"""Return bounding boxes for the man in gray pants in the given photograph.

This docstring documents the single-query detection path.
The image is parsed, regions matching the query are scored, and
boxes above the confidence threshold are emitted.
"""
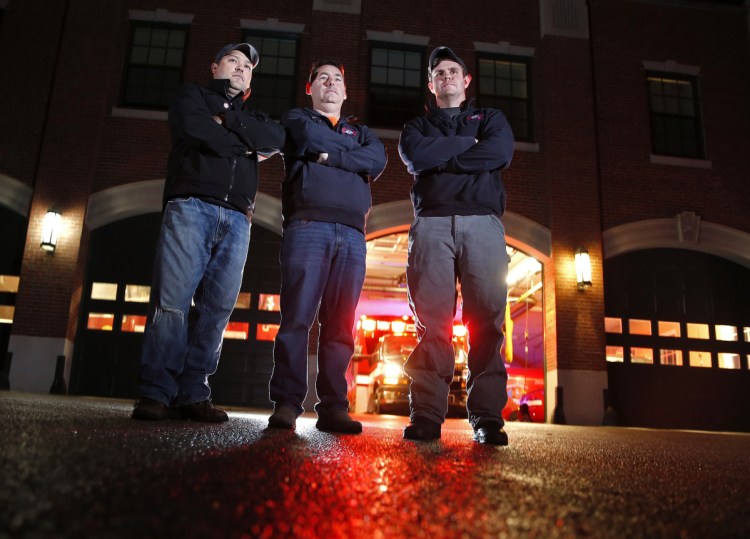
[397,46,514,444]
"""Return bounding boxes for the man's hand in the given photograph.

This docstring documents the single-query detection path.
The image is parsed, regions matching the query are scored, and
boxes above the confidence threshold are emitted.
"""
[317,153,329,164]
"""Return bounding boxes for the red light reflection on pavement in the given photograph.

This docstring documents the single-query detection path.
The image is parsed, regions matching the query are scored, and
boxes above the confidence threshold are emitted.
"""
[185,417,506,538]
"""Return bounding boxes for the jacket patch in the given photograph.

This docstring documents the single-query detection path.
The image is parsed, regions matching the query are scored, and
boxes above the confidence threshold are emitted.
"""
[468,113,483,122]
[341,126,359,137]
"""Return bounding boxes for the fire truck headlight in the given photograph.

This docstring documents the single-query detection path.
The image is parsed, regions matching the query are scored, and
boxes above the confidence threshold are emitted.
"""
[383,361,403,384]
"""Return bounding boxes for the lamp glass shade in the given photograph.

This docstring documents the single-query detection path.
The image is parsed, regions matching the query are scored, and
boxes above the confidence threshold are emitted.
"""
[575,248,592,288]
[41,210,62,252]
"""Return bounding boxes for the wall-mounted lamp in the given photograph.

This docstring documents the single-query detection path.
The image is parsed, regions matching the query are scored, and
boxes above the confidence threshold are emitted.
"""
[575,247,592,290]
[41,209,62,253]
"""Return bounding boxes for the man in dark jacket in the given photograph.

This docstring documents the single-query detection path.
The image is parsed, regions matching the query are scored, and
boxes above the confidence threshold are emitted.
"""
[133,43,285,422]
[398,46,514,445]
[268,60,386,433]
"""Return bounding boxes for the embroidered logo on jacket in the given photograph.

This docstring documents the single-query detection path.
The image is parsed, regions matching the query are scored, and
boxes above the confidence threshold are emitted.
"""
[341,126,359,137]
[468,113,484,122]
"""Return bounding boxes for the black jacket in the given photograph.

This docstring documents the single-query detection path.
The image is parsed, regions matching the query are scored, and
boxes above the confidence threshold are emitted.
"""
[164,79,286,214]
[398,101,514,218]
[280,108,387,232]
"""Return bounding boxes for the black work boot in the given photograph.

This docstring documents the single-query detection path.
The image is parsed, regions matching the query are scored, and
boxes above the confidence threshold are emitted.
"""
[473,422,509,446]
[403,417,441,441]
[316,409,362,434]
[179,400,229,423]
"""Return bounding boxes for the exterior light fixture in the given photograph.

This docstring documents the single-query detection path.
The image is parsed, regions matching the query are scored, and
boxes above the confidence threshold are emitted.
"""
[41,209,62,253]
[575,247,592,290]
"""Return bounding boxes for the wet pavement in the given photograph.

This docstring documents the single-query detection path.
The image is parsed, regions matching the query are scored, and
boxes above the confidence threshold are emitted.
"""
[1,391,749,538]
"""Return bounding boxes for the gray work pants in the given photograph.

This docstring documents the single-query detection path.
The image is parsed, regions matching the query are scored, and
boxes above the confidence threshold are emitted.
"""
[405,214,509,428]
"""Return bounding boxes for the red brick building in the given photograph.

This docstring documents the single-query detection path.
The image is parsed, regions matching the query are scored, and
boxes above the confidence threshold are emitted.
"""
[1,0,748,430]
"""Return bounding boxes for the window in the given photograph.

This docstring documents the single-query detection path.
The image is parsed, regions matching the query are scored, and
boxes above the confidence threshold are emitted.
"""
[125,285,150,303]
[0,275,19,324]
[689,350,711,368]
[224,322,250,340]
[258,293,280,312]
[91,282,117,301]
[604,317,622,333]
[122,22,188,109]
[235,292,252,309]
[687,323,709,339]
[660,349,683,366]
[658,321,680,337]
[630,347,653,365]
[368,43,424,128]
[257,323,280,341]
[629,319,652,336]
[606,345,624,362]
[478,55,532,141]
[243,32,298,119]
[647,72,704,159]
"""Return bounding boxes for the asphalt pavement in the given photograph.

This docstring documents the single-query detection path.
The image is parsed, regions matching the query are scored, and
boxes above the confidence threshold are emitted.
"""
[1,391,749,538]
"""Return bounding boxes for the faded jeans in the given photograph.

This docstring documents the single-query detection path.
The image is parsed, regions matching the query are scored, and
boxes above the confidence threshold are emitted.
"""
[138,197,250,406]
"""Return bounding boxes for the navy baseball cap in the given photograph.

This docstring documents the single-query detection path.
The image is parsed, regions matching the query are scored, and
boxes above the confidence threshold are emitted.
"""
[214,43,260,69]
[428,46,468,76]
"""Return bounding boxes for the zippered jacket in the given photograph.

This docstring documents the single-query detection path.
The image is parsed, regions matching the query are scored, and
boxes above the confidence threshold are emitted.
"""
[164,79,286,214]
[280,108,387,232]
[398,101,514,218]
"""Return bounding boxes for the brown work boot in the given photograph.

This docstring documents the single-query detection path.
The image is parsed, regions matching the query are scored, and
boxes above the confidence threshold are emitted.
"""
[131,397,171,421]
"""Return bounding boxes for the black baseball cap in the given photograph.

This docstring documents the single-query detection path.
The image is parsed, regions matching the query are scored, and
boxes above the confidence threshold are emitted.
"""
[428,46,468,76]
[214,43,260,69]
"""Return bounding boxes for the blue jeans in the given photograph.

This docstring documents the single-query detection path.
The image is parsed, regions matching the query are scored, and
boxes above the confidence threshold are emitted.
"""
[406,215,509,428]
[269,221,366,414]
[138,197,250,406]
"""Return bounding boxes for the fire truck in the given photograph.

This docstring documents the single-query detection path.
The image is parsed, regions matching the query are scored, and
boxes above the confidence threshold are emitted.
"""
[348,314,545,421]
[350,315,468,417]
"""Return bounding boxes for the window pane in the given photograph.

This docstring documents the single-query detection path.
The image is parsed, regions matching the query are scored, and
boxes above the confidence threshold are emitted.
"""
[91,282,117,300]
[660,349,683,366]
[689,350,711,368]
[124,285,150,303]
[717,353,740,370]
[630,347,653,364]
[0,275,20,293]
[715,325,737,341]
[235,292,251,309]
[657,321,680,337]
[224,322,249,340]
[629,319,652,336]
[606,345,624,362]
[744,327,750,342]
[687,323,709,339]
[604,317,622,333]
[257,323,280,341]
[259,293,280,312]
[87,313,114,331]
[0,305,14,324]
[122,315,147,333]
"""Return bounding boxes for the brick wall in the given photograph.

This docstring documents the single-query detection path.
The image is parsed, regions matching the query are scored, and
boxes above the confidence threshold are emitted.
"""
[1,0,747,374]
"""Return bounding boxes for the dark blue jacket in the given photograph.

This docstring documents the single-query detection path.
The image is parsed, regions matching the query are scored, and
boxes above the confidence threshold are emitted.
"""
[280,108,386,232]
[165,79,286,214]
[398,101,514,218]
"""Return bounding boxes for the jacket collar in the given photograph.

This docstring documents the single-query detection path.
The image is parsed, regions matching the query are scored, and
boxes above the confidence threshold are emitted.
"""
[426,97,476,119]
[207,78,244,102]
